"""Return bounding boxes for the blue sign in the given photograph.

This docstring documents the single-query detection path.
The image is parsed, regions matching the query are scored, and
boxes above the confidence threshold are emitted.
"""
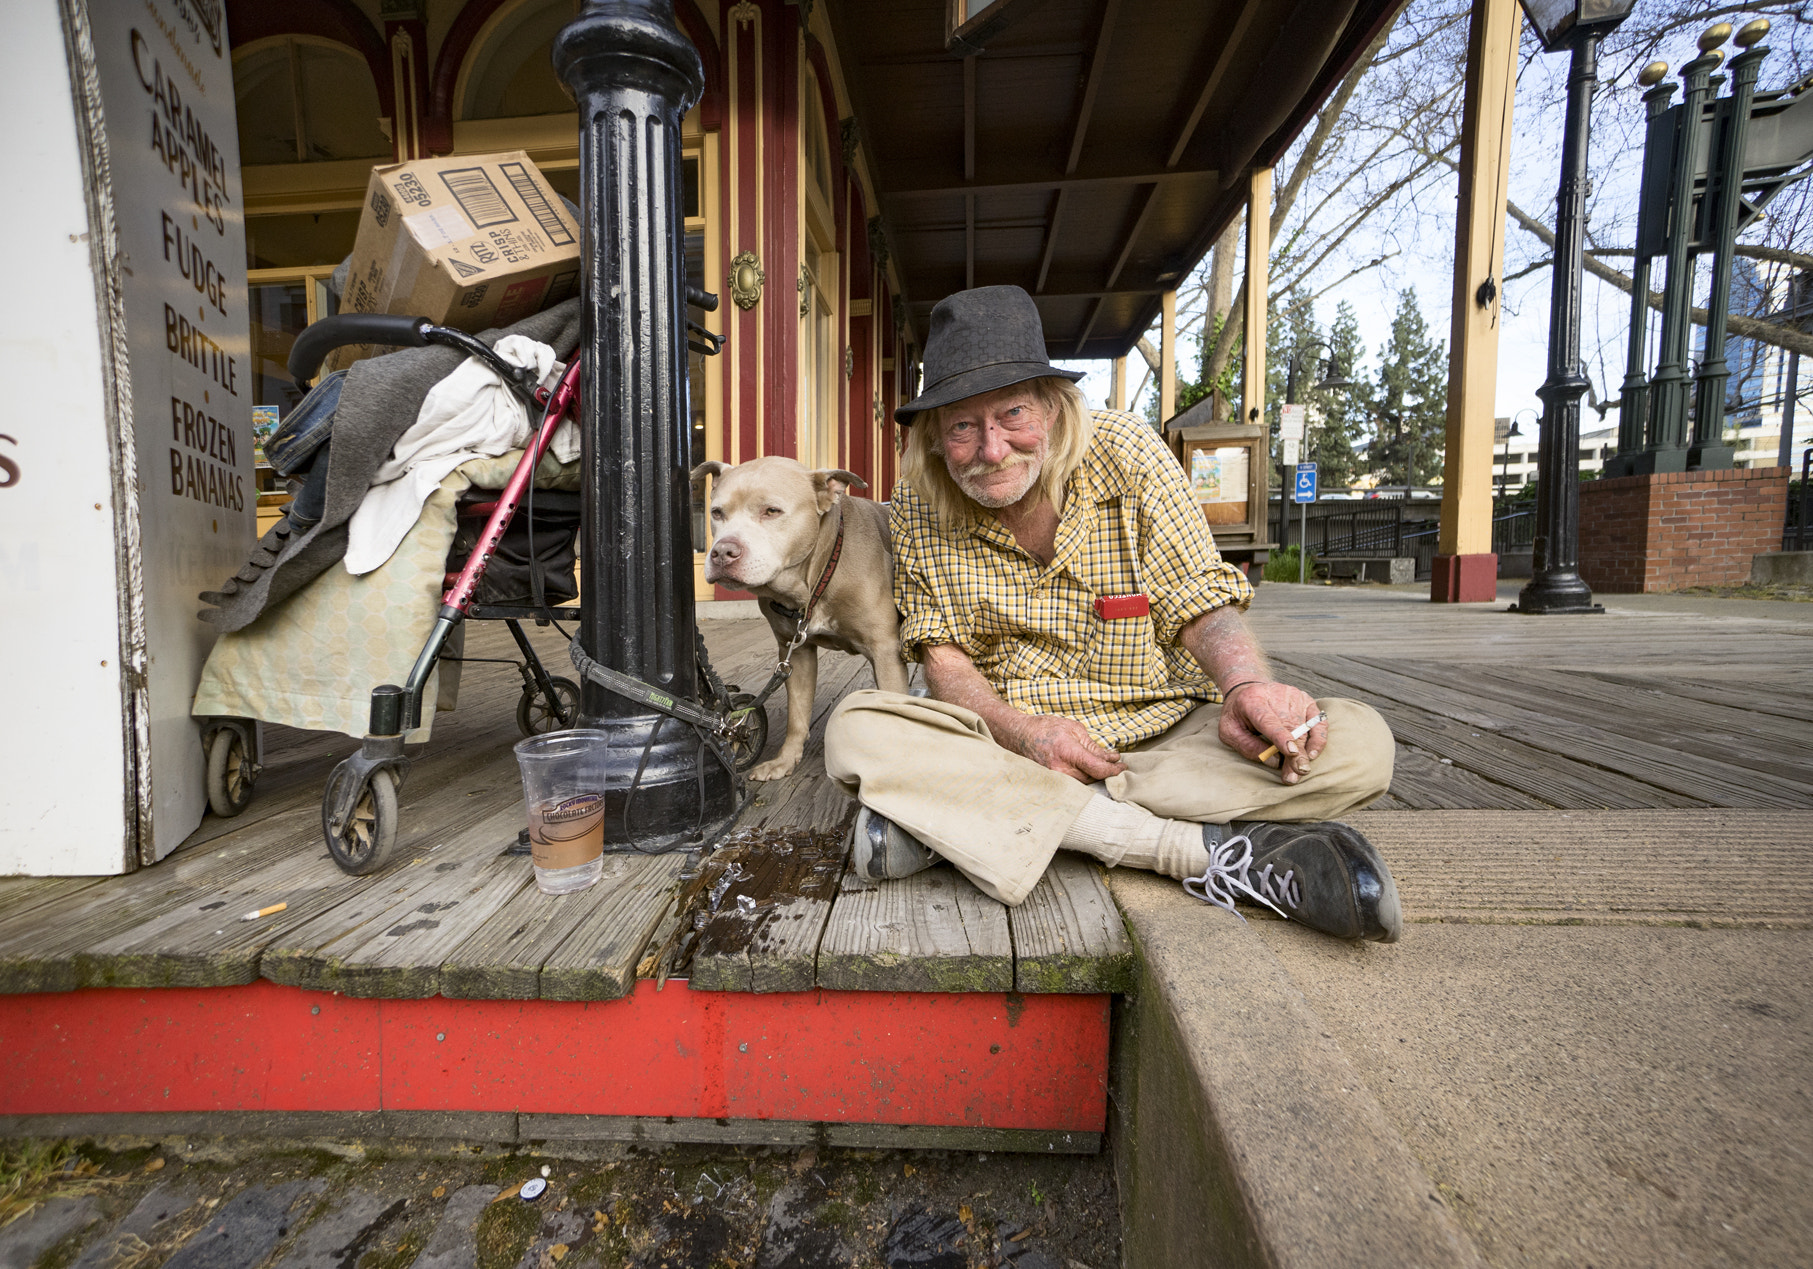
[1293,463,1318,504]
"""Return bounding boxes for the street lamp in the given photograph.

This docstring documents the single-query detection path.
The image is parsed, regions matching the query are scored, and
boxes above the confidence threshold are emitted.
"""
[1510,0,1634,615]
[1497,416,1528,499]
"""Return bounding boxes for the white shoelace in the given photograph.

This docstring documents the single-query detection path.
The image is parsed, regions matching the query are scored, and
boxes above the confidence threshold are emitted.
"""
[1182,832,1297,922]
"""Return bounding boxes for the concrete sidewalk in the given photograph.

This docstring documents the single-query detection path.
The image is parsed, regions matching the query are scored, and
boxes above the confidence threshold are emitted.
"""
[1109,585,1813,1268]
[1111,813,1812,1268]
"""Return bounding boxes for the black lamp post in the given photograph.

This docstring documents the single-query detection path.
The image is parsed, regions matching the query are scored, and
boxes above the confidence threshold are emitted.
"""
[1493,416,1522,496]
[554,0,735,848]
[1511,0,1634,615]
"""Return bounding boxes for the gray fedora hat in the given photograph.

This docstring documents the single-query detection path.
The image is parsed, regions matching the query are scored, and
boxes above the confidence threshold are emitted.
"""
[894,285,1084,425]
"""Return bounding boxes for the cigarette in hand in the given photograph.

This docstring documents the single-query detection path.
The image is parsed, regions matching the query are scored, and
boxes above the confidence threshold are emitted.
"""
[1256,712,1327,765]
[239,902,288,921]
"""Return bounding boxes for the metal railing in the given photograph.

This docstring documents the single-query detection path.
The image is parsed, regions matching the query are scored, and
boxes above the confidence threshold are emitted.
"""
[1492,507,1536,555]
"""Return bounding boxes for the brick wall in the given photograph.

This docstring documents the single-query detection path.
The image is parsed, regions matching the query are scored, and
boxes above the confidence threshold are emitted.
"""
[1579,467,1789,592]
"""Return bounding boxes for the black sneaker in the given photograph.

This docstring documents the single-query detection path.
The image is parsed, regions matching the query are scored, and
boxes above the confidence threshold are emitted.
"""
[1182,820,1401,943]
[850,806,941,882]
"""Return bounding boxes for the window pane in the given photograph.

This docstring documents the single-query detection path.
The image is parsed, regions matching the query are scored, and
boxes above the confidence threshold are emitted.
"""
[683,156,700,221]
[461,0,577,120]
[244,210,360,271]
[294,43,390,160]
[249,282,310,414]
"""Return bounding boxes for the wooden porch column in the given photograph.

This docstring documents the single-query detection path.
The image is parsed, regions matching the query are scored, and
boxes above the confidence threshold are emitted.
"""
[1111,355,1128,410]
[1433,0,1520,602]
[1159,288,1178,421]
[1242,170,1271,428]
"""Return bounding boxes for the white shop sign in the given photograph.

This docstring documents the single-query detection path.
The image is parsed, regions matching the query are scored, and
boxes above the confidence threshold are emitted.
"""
[0,0,251,874]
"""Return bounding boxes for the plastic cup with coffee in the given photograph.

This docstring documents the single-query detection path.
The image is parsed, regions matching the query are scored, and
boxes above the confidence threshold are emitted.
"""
[513,729,610,895]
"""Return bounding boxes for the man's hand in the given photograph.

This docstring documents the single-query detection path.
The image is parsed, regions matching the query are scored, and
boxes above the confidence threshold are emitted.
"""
[1217,681,1325,784]
[922,642,1124,783]
[1001,713,1127,783]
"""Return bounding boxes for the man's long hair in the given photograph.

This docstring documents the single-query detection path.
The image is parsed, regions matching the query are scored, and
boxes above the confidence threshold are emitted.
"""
[901,376,1095,532]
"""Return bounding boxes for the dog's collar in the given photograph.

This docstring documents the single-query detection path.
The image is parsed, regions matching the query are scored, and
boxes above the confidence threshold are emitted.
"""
[773,502,847,641]
[803,502,846,627]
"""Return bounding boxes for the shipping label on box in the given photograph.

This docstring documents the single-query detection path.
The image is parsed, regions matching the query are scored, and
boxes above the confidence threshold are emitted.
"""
[328,152,581,370]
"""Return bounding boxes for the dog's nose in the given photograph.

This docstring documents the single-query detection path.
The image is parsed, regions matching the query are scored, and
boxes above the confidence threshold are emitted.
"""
[709,538,741,565]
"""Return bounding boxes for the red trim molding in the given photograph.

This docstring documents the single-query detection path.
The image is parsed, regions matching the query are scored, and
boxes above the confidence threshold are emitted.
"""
[0,982,1109,1131]
[677,0,724,131]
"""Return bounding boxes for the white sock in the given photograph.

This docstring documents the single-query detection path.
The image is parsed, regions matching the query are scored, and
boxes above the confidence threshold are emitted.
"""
[1060,795,1209,880]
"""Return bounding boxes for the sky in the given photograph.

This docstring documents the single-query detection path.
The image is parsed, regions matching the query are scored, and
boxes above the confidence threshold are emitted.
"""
[1055,9,1810,446]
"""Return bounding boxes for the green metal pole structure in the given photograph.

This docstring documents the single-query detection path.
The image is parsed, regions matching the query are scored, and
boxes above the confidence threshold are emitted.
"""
[1689,30,1770,468]
[1640,44,1722,474]
[1607,67,1676,479]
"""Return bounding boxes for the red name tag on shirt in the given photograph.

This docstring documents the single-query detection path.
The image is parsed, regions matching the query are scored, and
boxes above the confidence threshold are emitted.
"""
[1093,593,1150,620]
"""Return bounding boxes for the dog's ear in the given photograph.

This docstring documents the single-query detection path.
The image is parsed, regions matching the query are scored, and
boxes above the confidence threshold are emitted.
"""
[811,468,868,513]
[690,460,728,486]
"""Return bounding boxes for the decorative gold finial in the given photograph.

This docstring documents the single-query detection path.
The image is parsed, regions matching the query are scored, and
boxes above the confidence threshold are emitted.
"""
[1735,18,1771,48]
[1638,61,1669,87]
[1698,22,1733,52]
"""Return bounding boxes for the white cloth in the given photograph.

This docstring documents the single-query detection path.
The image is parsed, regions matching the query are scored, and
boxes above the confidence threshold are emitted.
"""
[345,336,577,575]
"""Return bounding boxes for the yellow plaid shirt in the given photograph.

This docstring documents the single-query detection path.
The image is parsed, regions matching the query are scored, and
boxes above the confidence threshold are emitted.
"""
[891,409,1253,749]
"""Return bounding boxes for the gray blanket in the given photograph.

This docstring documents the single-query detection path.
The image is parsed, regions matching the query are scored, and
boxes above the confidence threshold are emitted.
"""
[200,298,584,632]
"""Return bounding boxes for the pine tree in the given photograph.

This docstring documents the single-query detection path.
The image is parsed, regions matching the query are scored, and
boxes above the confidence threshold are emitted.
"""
[1367,288,1447,490]
[1306,301,1367,488]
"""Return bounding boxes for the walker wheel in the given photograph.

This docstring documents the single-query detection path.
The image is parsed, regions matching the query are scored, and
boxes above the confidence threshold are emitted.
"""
[322,766,400,875]
[205,727,257,818]
[517,676,580,737]
[725,694,770,773]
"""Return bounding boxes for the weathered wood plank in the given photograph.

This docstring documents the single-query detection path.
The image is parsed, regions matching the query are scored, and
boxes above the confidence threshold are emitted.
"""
[1579,671,1813,725]
[455,851,687,1001]
[0,806,342,992]
[817,865,1012,993]
[259,803,527,998]
[1384,744,1550,811]
[1010,855,1133,994]
[72,837,395,989]
[739,654,869,833]
[1315,655,1812,808]
[1386,660,1813,793]
[688,824,851,993]
[1540,670,1813,750]
[1276,656,1710,810]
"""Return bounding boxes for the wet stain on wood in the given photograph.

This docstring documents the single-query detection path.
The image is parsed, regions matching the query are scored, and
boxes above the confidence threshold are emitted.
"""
[654,824,851,983]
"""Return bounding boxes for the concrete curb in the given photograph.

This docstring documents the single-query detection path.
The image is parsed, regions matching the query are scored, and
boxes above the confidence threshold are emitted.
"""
[1108,870,1483,1269]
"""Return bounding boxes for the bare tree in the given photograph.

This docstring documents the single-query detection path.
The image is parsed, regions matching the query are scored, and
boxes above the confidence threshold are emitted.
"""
[1138,0,1812,420]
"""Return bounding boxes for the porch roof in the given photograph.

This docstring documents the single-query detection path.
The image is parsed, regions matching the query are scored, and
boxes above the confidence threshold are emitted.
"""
[828,0,1405,361]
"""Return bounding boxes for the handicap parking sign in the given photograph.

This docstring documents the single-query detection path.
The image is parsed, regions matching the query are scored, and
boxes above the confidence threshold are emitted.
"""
[1293,463,1318,504]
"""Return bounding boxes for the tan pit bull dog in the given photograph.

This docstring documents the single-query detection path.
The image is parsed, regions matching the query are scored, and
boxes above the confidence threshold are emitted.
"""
[693,457,910,781]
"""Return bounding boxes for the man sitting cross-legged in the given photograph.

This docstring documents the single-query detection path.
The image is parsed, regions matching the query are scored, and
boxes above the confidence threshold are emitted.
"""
[824,285,1402,942]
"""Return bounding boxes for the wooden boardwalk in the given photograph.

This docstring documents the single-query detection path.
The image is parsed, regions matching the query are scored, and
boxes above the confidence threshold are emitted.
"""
[0,613,1130,1002]
[1,584,1809,1001]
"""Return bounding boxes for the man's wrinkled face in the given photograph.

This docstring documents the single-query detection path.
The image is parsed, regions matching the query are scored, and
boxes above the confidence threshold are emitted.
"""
[934,386,1052,510]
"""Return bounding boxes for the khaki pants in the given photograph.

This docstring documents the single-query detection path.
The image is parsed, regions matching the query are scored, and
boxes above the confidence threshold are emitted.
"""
[825,691,1394,905]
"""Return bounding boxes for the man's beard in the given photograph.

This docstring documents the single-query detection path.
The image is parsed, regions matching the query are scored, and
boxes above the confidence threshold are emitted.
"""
[946,437,1048,509]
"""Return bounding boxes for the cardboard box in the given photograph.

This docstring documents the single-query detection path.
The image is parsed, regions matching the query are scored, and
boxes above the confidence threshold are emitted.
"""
[327,152,581,370]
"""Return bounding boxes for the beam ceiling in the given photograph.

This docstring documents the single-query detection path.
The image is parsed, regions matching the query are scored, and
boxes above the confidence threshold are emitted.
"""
[826,0,1407,362]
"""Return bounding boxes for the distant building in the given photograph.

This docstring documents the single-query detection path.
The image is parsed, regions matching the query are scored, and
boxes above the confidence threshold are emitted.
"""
[1490,424,1618,493]
[1699,261,1811,470]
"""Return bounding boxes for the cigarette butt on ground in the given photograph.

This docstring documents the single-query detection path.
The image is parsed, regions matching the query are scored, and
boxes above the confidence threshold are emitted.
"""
[1256,713,1328,765]
[239,902,288,921]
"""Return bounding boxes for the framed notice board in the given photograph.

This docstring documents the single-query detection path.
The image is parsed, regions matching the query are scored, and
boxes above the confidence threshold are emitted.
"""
[1169,422,1270,546]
